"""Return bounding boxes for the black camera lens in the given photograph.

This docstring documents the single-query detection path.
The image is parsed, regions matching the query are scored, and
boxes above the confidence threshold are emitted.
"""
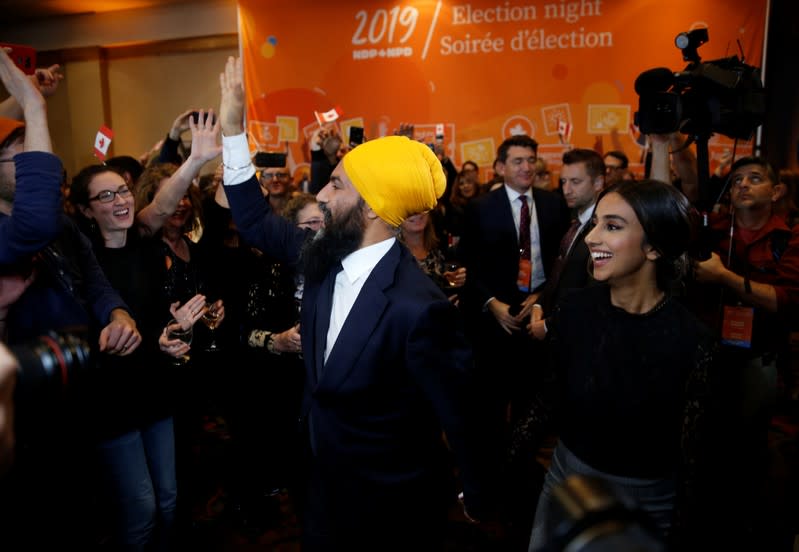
[11,330,92,406]
[541,475,665,552]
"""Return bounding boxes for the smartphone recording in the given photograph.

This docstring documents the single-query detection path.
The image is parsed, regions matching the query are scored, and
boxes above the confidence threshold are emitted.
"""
[348,126,364,148]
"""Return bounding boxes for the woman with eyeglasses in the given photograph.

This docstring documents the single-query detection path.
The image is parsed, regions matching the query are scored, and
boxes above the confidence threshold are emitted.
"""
[68,110,221,550]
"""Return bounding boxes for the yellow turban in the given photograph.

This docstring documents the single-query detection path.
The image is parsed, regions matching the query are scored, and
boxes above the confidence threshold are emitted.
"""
[341,136,446,227]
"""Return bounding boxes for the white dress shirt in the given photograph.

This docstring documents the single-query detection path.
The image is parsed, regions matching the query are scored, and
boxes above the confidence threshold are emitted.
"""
[222,133,256,186]
[503,185,545,291]
[325,237,395,363]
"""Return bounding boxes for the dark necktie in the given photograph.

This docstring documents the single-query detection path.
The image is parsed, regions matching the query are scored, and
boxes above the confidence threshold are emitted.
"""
[519,195,531,260]
[546,218,582,296]
[559,218,582,258]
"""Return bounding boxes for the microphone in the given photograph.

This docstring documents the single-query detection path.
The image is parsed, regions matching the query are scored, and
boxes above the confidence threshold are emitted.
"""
[634,67,675,95]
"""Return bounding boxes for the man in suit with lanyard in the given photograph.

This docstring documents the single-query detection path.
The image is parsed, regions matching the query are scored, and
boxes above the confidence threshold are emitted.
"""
[457,135,569,528]
[511,149,604,545]
[218,57,489,550]
[529,148,605,338]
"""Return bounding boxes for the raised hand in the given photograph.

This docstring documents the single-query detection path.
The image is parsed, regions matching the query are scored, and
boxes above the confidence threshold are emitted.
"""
[322,128,342,158]
[33,64,63,97]
[219,56,245,136]
[0,48,46,114]
[187,109,222,163]
[168,109,195,141]
[0,48,52,152]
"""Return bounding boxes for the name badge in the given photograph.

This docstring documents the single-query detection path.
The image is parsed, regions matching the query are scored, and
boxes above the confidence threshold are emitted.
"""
[721,305,754,348]
[517,258,532,292]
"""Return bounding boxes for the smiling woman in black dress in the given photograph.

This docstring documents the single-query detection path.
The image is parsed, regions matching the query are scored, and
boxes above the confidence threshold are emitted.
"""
[525,180,718,550]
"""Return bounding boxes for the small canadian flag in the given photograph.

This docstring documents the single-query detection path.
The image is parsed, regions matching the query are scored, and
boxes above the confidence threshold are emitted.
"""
[314,106,343,126]
[557,119,572,143]
[94,125,114,160]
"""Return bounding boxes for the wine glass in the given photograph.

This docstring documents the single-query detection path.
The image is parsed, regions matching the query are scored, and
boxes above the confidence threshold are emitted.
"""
[201,301,221,351]
[167,318,193,365]
[444,261,463,287]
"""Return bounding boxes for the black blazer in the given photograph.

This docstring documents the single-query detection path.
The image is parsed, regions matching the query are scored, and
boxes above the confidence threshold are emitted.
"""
[459,185,570,312]
[225,175,490,521]
[539,220,595,313]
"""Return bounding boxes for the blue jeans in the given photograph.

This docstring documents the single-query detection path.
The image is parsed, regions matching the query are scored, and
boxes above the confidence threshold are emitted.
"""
[96,417,177,550]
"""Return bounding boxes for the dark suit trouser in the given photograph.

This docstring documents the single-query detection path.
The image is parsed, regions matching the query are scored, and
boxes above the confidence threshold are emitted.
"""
[468,314,546,535]
[470,315,541,441]
[301,457,450,551]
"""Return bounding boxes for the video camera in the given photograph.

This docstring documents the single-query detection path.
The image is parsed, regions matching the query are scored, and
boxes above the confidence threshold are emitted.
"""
[634,28,765,140]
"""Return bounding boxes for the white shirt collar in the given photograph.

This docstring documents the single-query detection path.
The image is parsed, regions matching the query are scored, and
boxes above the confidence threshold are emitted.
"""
[578,201,596,226]
[503,184,533,204]
[340,237,396,285]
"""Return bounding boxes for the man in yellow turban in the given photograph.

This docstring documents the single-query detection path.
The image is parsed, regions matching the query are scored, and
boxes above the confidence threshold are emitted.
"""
[341,134,446,227]
[219,56,491,550]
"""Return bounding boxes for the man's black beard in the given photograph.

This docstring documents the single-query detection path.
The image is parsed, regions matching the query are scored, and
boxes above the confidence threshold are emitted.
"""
[300,200,365,283]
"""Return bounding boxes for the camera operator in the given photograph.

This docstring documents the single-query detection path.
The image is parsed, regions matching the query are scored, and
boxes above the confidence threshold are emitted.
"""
[694,158,798,514]
[652,140,799,547]
[0,46,141,547]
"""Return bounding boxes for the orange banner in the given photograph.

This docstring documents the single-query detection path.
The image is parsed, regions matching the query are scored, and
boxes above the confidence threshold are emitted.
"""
[238,0,767,180]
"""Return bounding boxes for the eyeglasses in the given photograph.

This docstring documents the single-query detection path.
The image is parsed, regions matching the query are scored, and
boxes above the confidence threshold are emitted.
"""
[88,186,132,203]
[260,171,290,180]
[0,159,14,163]
[297,218,323,230]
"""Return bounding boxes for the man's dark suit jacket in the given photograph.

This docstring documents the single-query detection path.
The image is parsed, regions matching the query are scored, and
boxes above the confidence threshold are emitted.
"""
[538,220,595,313]
[459,185,571,313]
[225,176,488,546]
